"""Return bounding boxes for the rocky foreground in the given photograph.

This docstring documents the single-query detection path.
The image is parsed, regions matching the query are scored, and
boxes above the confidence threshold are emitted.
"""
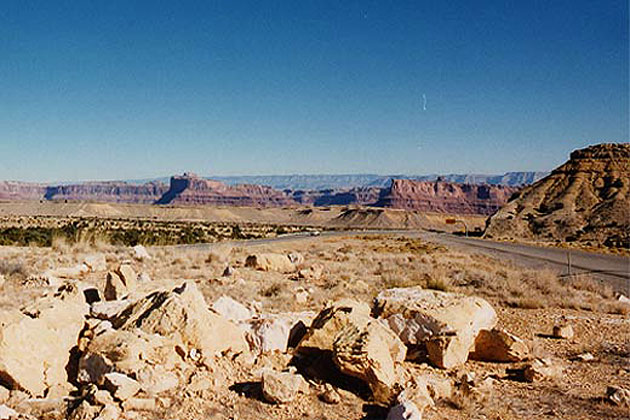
[0,237,628,419]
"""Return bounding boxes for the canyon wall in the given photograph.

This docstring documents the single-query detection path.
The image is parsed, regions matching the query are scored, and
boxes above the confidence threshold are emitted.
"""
[375,179,518,215]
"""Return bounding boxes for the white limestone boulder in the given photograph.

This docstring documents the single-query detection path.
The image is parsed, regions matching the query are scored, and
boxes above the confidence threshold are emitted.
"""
[374,287,497,369]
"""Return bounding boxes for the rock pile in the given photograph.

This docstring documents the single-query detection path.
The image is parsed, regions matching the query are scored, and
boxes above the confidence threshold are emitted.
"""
[0,256,558,420]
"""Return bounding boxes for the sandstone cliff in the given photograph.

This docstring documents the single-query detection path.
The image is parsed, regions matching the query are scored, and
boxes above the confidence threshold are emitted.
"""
[0,181,47,200]
[485,143,630,248]
[0,181,167,203]
[156,173,296,207]
[375,179,518,215]
[290,187,383,206]
[45,181,167,203]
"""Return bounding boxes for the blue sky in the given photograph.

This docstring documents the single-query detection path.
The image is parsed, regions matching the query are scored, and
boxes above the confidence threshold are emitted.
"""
[1,1,627,182]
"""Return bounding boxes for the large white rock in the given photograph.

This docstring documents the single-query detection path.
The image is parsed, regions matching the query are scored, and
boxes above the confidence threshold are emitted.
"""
[77,329,181,386]
[296,299,372,353]
[212,296,253,322]
[111,281,248,356]
[374,287,497,369]
[245,253,296,273]
[0,282,89,396]
[44,264,89,280]
[469,328,529,362]
[297,299,406,405]
[241,312,315,353]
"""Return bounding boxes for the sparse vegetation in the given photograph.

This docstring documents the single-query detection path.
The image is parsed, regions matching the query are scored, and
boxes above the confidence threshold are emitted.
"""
[0,217,317,247]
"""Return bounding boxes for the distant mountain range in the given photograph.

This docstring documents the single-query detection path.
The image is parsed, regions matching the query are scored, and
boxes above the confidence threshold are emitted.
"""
[0,171,540,216]
[125,171,548,190]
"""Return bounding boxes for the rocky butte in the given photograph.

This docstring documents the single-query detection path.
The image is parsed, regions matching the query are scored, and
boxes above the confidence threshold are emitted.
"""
[155,173,296,207]
[485,142,630,248]
[375,179,519,215]
[44,181,168,204]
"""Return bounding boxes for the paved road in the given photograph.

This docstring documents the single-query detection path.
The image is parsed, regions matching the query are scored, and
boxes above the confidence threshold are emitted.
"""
[174,229,630,294]
[419,233,629,294]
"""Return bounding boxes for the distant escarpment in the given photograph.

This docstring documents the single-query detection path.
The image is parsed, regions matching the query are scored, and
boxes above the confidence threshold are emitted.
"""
[0,181,47,200]
[0,181,167,203]
[1,174,521,215]
[45,181,167,203]
[156,173,296,207]
[485,143,630,248]
[212,171,547,189]
[375,179,518,215]
[290,187,383,206]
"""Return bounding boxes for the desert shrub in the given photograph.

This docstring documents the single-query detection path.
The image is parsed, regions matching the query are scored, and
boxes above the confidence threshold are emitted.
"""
[568,274,614,299]
[0,260,30,279]
[425,271,453,291]
[0,227,53,246]
[260,283,282,297]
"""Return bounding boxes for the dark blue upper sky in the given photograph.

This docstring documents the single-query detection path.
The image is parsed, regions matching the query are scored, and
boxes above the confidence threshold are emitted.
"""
[1,0,627,181]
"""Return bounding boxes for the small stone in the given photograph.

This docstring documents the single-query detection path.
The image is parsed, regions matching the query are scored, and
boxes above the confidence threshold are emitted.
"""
[133,245,151,260]
[222,266,235,277]
[606,386,630,407]
[523,358,562,382]
[287,252,304,265]
[617,294,630,304]
[552,324,574,339]
[104,372,141,401]
[261,369,306,404]
[295,289,309,304]
[137,273,152,283]
[572,352,595,362]
[319,384,341,405]
[0,274,5,288]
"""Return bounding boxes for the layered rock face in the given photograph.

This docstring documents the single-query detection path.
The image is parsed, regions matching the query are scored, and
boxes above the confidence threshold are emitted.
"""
[0,181,166,203]
[156,173,296,207]
[290,187,383,206]
[45,181,167,203]
[0,181,47,200]
[485,143,630,248]
[376,179,518,215]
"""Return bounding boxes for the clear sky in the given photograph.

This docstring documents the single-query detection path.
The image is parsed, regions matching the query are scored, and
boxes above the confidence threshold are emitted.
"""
[1,1,628,182]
